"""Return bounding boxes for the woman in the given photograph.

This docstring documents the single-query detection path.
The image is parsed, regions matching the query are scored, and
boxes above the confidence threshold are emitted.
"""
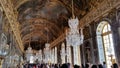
[91,65,97,68]
[112,63,118,68]
[98,64,103,68]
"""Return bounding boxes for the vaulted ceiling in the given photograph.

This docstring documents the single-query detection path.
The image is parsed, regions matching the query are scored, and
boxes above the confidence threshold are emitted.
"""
[13,0,103,50]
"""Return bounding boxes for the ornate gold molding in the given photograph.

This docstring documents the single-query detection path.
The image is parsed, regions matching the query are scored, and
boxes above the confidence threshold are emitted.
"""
[50,33,65,48]
[79,0,120,27]
[50,0,120,47]
[0,0,24,52]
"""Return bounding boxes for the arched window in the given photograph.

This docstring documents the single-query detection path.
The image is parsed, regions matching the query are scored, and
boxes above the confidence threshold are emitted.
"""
[102,23,116,68]
[96,21,116,68]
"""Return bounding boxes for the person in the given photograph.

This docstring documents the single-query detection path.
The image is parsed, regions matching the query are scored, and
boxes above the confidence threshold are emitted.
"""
[85,63,89,68]
[112,63,118,68]
[103,62,106,68]
[55,64,58,68]
[61,63,68,68]
[82,64,85,68]
[16,65,20,68]
[51,64,54,68]
[33,66,36,68]
[98,64,103,68]
[74,65,80,68]
[91,65,97,68]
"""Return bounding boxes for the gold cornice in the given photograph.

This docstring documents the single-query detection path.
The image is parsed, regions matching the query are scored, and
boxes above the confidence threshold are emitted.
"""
[50,33,65,48]
[0,0,24,52]
[79,0,120,28]
[50,0,120,48]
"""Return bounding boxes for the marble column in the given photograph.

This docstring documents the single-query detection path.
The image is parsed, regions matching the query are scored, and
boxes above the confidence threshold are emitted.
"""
[111,24,120,66]
[51,48,54,64]
[55,47,57,64]
[61,43,65,64]
[118,27,120,39]
[78,46,81,65]
[81,44,85,65]
[0,58,3,68]
[73,46,81,65]
[51,49,54,64]
[1,59,3,68]
[66,46,72,63]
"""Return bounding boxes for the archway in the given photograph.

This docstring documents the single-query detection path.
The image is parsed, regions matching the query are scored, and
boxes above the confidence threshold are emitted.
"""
[96,21,116,68]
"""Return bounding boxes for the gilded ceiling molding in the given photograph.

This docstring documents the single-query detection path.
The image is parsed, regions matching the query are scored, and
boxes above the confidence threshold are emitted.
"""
[22,32,47,43]
[50,0,120,48]
[20,18,60,32]
[58,0,82,18]
[79,0,120,28]
[50,33,65,48]
[20,24,58,40]
[0,0,24,52]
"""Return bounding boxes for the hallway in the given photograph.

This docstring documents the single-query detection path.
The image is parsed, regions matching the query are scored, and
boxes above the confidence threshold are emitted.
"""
[0,0,120,68]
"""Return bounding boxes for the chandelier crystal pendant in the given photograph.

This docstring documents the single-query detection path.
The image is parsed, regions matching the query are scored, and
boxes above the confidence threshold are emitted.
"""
[66,0,84,46]
[25,45,33,62]
[44,43,50,63]
[0,33,9,56]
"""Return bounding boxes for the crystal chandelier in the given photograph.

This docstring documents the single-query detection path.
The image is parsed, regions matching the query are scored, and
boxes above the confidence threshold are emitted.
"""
[44,43,50,63]
[0,33,9,56]
[25,23,51,63]
[25,23,35,63]
[25,39,37,63]
[26,45,43,63]
[36,49,42,63]
[66,0,84,46]
[25,46,33,62]
[44,24,51,63]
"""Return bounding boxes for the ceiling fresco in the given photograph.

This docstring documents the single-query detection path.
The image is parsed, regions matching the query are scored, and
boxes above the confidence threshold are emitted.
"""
[15,0,103,50]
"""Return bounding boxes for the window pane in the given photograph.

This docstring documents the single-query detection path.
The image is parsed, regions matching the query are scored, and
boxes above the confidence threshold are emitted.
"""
[107,24,111,31]
[103,25,107,33]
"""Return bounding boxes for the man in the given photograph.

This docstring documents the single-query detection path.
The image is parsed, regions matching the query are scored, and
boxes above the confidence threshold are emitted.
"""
[103,62,106,68]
